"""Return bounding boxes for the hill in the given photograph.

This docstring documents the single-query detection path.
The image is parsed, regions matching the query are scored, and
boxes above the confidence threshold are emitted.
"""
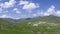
[0,15,60,34]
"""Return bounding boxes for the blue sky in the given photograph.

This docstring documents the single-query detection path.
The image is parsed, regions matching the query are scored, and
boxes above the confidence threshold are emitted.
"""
[0,0,60,19]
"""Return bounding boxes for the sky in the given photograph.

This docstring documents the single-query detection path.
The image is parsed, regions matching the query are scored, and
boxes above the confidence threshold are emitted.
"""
[0,0,60,19]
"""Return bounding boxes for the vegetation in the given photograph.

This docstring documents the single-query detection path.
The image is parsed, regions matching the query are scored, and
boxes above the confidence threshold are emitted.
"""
[0,16,60,34]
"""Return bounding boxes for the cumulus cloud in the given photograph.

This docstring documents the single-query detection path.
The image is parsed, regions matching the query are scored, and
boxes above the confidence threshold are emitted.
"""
[32,14,37,17]
[19,0,29,5]
[0,15,12,18]
[0,14,21,19]
[36,5,56,16]
[13,8,21,13]
[43,5,55,16]
[54,11,60,16]
[0,0,60,19]
[37,10,44,16]
[41,5,60,17]
[0,7,9,13]
[56,11,60,15]
[22,3,39,11]
[13,8,19,11]
[3,11,9,13]
[19,0,40,11]
[0,0,16,8]
[5,11,9,13]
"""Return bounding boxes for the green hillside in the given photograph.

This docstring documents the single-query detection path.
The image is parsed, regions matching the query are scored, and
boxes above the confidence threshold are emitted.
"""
[0,16,60,34]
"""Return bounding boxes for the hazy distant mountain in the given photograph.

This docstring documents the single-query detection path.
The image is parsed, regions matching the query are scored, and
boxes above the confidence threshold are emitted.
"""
[0,15,60,23]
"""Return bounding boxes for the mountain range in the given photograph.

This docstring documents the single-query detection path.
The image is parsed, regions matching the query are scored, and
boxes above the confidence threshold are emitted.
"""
[0,15,60,34]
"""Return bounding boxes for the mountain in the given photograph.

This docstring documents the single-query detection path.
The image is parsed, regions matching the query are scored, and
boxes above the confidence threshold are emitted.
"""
[0,15,60,34]
[0,15,60,23]
[20,15,60,23]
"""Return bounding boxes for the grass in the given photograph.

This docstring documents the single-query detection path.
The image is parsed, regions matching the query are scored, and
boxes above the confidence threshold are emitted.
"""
[0,21,60,34]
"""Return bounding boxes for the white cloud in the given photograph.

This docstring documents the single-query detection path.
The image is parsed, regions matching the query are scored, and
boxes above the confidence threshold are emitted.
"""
[18,0,40,11]
[0,7,7,13]
[3,11,9,13]
[36,6,60,17]
[0,14,20,19]
[0,14,19,19]
[56,11,60,15]
[16,11,21,14]
[32,14,37,17]
[0,0,16,8]
[0,8,3,13]
[0,7,9,13]
[43,5,55,16]
[0,3,4,9]
[0,15,7,18]
[5,11,9,13]
[22,3,39,11]
[43,13,50,16]
[37,10,44,16]
[0,15,12,18]
[13,8,18,11]
[54,11,60,17]
[19,0,29,5]
[13,8,21,13]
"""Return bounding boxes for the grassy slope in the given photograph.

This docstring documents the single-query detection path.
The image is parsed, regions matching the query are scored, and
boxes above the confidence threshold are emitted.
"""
[0,16,60,34]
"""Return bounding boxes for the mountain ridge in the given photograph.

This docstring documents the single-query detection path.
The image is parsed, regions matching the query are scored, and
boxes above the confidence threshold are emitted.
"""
[0,15,60,23]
